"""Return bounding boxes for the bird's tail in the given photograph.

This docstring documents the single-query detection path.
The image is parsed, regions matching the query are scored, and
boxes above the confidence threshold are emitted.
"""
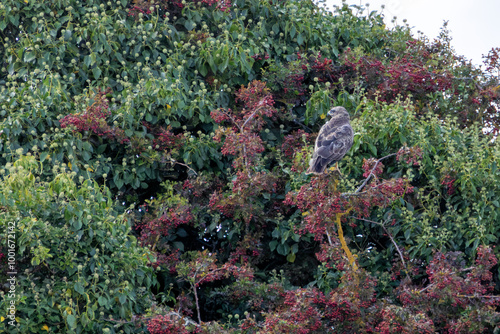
[305,158,326,175]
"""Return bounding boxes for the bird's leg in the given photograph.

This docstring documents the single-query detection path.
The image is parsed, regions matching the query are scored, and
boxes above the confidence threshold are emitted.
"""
[326,162,344,179]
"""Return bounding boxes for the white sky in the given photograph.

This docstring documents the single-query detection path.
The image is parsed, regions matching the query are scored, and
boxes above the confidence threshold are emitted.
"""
[325,0,500,67]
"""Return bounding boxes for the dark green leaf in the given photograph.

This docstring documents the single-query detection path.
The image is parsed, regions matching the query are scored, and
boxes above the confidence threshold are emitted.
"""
[24,52,35,63]
[185,20,195,31]
[92,67,102,79]
[119,294,126,305]
[67,315,77,329]
[74,282,85,295]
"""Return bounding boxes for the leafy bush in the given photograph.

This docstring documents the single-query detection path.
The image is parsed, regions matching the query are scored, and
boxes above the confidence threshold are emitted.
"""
[0,155,155,333]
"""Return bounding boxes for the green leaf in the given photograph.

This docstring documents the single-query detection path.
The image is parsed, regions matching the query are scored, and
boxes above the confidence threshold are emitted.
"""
[24,52,36,63]
[185,20,195,31]
[272,23,279,34]
[82,151,91,161]
[92,67,102,79]
[297,33,304,45]
[115,178,124,189]
[67,314,77,329]
[96,144,107,154]
[64,29,72,40]
[220,55,229,72]
[176,228,188,238]
[277,243,290,255]
[73,219,82,230]
[485,234,497,242]
[173,241,184,251]
[269,240,278,251]
[119,295,126,305]
[9,15,19,27]
[74,282,85,295]
[368,143,377,156]
[84,55,92,68]
[466,237,477,248]
[286,252,296,263]
[199,63,208,76]
[40,152,49,163]
[272,229,280,238]
[81,313,90,328]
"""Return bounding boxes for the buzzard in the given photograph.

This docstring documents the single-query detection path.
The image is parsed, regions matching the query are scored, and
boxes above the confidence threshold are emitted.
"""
[306,106,354,175]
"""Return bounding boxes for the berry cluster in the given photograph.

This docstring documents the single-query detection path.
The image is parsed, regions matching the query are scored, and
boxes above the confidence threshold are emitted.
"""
[138,204,193,247]
[441,175,456,196]
[142,122,183,152]
[396,145,423,166]
[342,42,453,103]
[59,88,129,144]
[147,314,189,334]
[281,129,311,158]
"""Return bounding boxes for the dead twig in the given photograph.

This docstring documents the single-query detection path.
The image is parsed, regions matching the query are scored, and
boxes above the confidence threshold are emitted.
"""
[350,215,410,280]
[354,153,397,193]
[169,158,198,177]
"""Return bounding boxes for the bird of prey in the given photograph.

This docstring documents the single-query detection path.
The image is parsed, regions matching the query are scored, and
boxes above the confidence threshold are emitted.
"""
[306,106,354,175]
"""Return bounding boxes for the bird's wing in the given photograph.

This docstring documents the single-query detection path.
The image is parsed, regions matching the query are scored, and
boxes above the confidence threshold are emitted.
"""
[314,123,353,160]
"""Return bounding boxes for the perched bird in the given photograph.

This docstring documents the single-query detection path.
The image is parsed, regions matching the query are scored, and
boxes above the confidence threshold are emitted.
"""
[306,106,354,175]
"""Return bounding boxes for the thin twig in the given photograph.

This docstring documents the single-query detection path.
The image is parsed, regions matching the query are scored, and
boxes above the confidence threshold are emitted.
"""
[106,311,199,327]
[326,229,333,246]
[222,109,242,132]
[292,119,313,132]
[351,215,410,280]
[354,153,397,193]
[242,143,249,171]
[192,268,202,324]
[418,283,434,293]
[457,294,500,299]
[170,158,198,176]
[240,105,267,173]
[241,106,265,130]
[342,179,402,198]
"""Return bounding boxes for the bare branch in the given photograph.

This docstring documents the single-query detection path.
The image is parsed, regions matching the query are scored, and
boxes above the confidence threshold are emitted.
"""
[241,105,266,130]
[292,119,313,132]
[170,158,198,177]
[326,229,333,246]
[354,152,397,193]
[351,215,410,280]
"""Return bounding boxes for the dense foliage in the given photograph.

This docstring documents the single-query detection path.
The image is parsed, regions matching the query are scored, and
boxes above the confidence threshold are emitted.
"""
[0,0,499,332]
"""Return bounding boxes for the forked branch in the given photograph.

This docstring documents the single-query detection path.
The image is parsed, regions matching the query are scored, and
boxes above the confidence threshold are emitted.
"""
[351,216,410,280]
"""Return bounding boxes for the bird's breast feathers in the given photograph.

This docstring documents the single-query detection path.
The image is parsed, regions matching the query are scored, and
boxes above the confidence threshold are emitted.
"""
[316,123,353,149]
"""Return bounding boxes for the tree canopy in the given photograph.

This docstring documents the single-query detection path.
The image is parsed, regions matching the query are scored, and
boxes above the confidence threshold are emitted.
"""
[0,0,499,333]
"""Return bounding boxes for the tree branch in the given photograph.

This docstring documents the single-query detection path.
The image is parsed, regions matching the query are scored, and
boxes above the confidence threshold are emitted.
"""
[192,268,202,324]
[169,158,198,177]
[354,152,397,193]
[241,105,265,130]
[350,215,410,280]
[334,213,358,271]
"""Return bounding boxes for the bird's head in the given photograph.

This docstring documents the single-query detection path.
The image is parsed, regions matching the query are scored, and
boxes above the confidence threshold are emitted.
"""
[327,106,348,117]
